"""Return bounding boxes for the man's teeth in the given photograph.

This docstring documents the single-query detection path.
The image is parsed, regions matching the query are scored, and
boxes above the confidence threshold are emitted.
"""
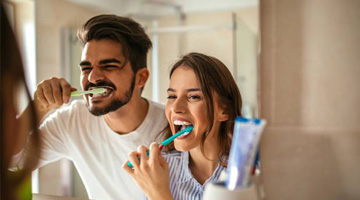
[90,87,112,98]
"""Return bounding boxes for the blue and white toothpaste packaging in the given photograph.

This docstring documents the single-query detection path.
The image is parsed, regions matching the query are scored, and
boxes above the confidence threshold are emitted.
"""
[225,117,266,190]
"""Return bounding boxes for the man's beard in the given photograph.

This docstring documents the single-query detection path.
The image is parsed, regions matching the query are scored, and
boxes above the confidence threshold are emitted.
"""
[87,76,136,116]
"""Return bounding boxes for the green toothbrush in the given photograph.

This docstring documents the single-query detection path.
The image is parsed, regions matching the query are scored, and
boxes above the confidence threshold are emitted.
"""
[70,88,106,97]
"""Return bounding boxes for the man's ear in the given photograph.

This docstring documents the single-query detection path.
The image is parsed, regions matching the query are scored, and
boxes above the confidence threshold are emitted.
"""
[136,68,149,88]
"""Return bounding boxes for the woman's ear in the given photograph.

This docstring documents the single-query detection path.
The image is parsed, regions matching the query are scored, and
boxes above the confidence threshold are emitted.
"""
[136,68,149,88]
[217,110,229,122]
[216,102,229,122]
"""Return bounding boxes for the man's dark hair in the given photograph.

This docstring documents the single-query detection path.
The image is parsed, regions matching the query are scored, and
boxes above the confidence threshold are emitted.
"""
[77,14,152,73]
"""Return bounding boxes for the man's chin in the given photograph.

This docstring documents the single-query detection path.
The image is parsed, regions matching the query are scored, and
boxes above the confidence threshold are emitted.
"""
[88,107,109,116]
[87,99,127,116]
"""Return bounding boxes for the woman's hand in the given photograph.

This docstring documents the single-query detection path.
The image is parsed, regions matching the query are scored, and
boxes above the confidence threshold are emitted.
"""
[122,142,173,200]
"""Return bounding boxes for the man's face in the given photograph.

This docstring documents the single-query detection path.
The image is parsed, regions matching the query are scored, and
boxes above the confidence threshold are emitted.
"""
[79,39,135,116]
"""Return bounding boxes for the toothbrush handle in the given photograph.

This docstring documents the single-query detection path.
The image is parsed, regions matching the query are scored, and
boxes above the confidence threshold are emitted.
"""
[71,91,92,97]
[70,91,85,97]
[126,144,164,168]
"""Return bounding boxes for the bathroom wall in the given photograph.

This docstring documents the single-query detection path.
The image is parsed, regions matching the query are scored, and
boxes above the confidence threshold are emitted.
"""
[260,0,360,199]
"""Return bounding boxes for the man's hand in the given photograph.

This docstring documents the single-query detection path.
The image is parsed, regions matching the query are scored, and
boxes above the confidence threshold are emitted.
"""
[123,142,173,200]
[34,77,77,120]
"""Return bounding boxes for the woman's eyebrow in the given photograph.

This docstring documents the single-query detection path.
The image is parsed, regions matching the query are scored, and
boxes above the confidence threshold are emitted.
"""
[187,88,201,92]
[167,88,201,92]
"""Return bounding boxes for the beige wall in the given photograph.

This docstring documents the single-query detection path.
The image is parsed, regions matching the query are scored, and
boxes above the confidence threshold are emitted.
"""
[150,11,235,104]
[35,0,100,82]
[149,9,259,121]
[259,0,360,199]
[35,0,100,196]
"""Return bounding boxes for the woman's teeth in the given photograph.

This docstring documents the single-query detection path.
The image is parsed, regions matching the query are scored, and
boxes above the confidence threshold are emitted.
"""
[173,120,193,135]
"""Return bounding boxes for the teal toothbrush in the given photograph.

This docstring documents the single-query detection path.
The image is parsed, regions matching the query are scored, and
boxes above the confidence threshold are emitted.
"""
[70,88,106,97]
[127,125,194,168]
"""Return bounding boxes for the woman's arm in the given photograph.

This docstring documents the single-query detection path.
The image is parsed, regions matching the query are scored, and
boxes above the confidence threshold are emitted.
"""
[123,142,174,200]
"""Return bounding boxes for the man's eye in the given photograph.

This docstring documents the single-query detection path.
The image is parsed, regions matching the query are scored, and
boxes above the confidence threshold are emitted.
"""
[167,95,177,99]
[103,65,118,69]
[81,67,92,72]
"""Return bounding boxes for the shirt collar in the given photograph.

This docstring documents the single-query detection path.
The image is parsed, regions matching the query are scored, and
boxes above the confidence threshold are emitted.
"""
[177,151,226,185]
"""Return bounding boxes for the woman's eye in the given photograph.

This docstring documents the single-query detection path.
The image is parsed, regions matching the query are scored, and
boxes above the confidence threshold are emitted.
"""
[167,95,177,99]
[189,95,201,100]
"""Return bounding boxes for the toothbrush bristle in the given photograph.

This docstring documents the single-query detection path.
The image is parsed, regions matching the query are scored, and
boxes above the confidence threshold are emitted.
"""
[91,88,106,94]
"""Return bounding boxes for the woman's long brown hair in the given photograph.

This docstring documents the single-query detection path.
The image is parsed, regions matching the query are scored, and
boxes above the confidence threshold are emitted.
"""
[1,4,41,200]
[164,52,242,165]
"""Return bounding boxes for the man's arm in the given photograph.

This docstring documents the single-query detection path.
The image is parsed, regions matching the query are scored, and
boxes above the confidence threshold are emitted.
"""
[13,77,76,155]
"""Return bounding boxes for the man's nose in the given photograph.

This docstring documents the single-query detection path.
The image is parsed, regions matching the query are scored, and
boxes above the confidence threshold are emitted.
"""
[88,67,105,83]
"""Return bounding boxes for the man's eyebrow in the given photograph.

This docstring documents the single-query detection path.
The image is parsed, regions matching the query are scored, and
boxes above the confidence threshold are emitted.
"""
[79,61,91,66]
[79,58,121,67]
[99,58,121,65]
[167,88,175,92]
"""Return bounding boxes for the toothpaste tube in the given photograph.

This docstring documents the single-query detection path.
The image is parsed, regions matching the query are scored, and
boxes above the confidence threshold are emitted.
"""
[225,117,266,190]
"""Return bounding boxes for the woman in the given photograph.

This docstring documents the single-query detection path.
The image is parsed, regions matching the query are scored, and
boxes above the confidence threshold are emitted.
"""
[1,4,41,200]
[123,52,242,200]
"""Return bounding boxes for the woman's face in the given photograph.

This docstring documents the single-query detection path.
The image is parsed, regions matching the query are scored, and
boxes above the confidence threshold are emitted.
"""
[165,66,225,151]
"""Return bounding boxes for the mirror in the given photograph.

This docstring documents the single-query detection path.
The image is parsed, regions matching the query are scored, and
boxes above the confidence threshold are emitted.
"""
[13,0,259,198]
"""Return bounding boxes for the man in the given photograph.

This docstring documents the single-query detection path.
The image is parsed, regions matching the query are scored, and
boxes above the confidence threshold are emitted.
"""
[13,15,167,200]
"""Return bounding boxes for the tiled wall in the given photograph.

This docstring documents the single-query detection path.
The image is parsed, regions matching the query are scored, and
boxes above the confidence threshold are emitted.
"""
[259,0,360,199]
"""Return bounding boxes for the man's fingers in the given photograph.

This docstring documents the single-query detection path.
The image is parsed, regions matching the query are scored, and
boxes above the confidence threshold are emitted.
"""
[35,87,48,107]
[50,80,63,106]
[42,83,55,105]
[59,78,73,103]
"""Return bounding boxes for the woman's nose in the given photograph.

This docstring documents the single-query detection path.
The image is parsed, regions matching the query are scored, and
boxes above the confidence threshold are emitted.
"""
[88,67,105,83]
[171,98,187,114]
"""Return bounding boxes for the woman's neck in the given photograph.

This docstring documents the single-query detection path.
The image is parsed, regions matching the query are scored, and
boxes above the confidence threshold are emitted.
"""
[188,131,221,185]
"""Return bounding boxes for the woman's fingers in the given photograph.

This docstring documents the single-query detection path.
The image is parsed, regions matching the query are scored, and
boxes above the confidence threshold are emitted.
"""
[137,145,149,169]
[137,145,149,161]
[127,151,140,170]
[122,160,134,175]
[149,142,163,166]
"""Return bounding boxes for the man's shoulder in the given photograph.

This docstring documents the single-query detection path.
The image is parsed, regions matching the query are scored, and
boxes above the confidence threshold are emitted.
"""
[146,100,167,123]
[148,100,165,111]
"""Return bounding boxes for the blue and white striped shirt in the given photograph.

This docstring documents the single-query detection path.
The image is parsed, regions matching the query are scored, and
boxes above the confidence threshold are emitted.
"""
[144,151,226,200]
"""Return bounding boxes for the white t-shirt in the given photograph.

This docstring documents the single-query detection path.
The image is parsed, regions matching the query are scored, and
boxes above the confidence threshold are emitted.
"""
[24,99,167,200]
